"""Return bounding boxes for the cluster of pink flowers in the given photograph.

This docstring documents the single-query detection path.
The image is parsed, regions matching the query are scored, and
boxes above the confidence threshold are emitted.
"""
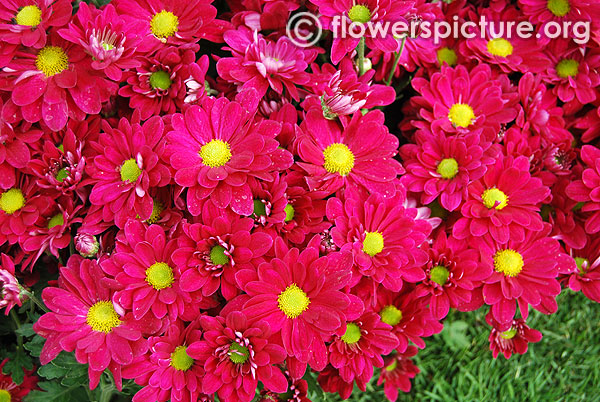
[0,0,599,401]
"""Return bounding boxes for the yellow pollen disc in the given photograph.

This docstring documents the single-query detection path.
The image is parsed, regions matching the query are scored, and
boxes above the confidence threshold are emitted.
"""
[229,342,250,364]
[437,158,459,179]
[556,59,579,78]
[0,389,10,402]
[341,322,361,344]
[149,70,172,90]
[323,143,355,176]
[200,139,232,168]
[430,265,450,286]
[120,158,142,183]
[486,38,513,58]
[15,5,42,26]
[380,305,402,326]
[278,283,310,318]
[363,231,384,257]
[35,46,69,77]
[145,200,164,224]
[493,249,524,277]
[437,47,457,67]
[448,103,475,128]
[482,188,508,210]
[348,4,371,23]
[547,0,570,17]
[500,327,517,339]
[150,10,179,39]
[170,345,194,371]
[101,42,115,51]
[145,262,174,290]
[385,360,398,372]
[284,204,295,222]
[0,189,25,215]
[47,213,64,229]
[86,301,121,333]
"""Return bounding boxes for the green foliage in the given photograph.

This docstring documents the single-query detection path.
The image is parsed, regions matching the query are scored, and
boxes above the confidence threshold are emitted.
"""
[2,348,33,385]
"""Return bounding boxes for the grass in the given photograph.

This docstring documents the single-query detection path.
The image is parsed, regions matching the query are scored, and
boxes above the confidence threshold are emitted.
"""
[321,290,600,402]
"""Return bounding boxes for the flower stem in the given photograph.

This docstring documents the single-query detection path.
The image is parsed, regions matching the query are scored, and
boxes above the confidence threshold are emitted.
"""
[23,290,49,313]
[356,37,366,76]
[10,309,23,349]
[385,36,407,86]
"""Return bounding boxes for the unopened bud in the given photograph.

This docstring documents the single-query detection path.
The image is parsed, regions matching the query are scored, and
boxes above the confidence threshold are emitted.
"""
[75,233,99,258]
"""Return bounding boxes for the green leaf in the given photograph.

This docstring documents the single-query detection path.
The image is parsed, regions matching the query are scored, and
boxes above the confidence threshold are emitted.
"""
[24,381,89,402]
[15,323,36,338]
[2,348,33,385]
[23,335,45,358]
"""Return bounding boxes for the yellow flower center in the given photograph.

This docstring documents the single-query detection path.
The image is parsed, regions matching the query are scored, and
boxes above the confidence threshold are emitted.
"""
[150,10,179,39]
[56,167,70,182]
[35,46,69,77]
[341,322,361,344]
[380,305,402,326]
[575,257,589,275]
[385,360,398,372]
[547,0,570,17]
[448,103,475,128]
[170,345,194,371]
[437,47,457,67]
[0,189,25,215]
[145,200,163,224]
[500,327,517,339]
[149,70,172,90]
[486,38,513,58]
[437,158,459,179]
[278,283,310,319]
[362,231,384,257]
[120,158,142,183]
[101,42,115,51]
[47,213,64,229]
[556,59,579,78]
[493,249,524,277]
[15,5,42,26]
[210,245,229,266]
[229,342,250,364]
[482,188,508,210]
[323,143,355,176]
[0,389,11,402]
[86,301,121,333]
[145,262,174,290]
[430,265,450,286]
[348,4,371,23]
[200,139,232,168]
[284,204,295,222]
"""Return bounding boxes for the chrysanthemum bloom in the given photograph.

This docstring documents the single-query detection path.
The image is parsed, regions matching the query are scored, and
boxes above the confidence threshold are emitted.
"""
[453,155,550,244]
[0,119,43,189]
[183,55,210,105]
[75,232,100,258]
[118,47,197,120]
[123,320,208,402]
[415,231,492,320]
[377,346,420,401]
[217,28,315,101]
[101,221,204,321]
[34,255,158,390]
[0,358,38,401]
[258,373,310,402]
[566,145,600,234]
[0,254,25,314]
[115,0,216,51]
[477,224,570,325]
[541,40,600,105]
[247,175,288,229]
[58,3,144,81]
[576,104,600,143]
[410,64,518,141]
[375,288,443,353]
[563,236,600,303]
[317,365,355,400]
[166,93,293,216]
[327,191,431,291]
[519,0,600,27]
[297,109,403,197]
[309,0,412,63]
[236,238,357,373]
[88,115,171,228]
[544,176,587,250]
[187,311,288,402]
[486,313,542,359]
[400,130,496,211]
[329,311,398,386]
[1,33,108,131]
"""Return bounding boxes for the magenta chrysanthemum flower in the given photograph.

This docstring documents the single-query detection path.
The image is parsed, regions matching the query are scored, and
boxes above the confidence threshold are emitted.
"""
[187,311,288,402]
[563,236,600,303]
[33,255,158,390]
[58,3,143,81]
[377,346,420,401]
[326,192,431,291]
[217,27,315,101]
[0,358,38,402]
[519,0,599,25]
[297,109,403,197]
[477,224,571,325]
[166,93,293,216]
[486,313,542,359]
[566,145,600,234]
[400,130,495,211]
[317,365,355,400]
[453,155,550,244]
[236,238,357,373]
[0,254,25,314]
[88,115,171,228]
[0,118,43,189]
[173,204,273,300]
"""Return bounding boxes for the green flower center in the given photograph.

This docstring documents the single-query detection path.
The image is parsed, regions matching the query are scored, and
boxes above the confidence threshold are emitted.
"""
[500,327,517,339]
[150,10,179,39]
[323,143,355,176]
[15,5,42,26]
[0,389,11,402]
[47,213,64,229]
[35,46,69,77]
[380,305,403,326]
[348,4,371,23]
[437,47,457,66]
[437,158,459,179]
[145,200,163,224]
[149,70,172,90]
[385,360,398,372]
[430,265,450,286]
[200,139,232,168]
[229,342,250,364]
[362,231,384,257]
[278,283,310,319]
[448,103,475,128]
[284,204,295,222]
[56,167,70,182]
[0,189,25,215]
[494,249,524,277]
[547,0,570,17]
[556,59,579,78]
[253,199,267,217]
[120,159,142,183]
[86,301,121,333]
[170,345,193,371]
[575,257,589,275]
[145,262,174,290]
[209,245,229,266]
[341,322,361,344]
[486,38,513,57]
[482,188,508,210]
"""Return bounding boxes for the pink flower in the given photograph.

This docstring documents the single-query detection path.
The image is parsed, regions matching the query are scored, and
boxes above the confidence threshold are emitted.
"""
[377,346,420,401]
[566,145,600,234]
[0,254,25,314]
[486,313,542,359]
[0,358,38,401]
[563,236,600,303]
